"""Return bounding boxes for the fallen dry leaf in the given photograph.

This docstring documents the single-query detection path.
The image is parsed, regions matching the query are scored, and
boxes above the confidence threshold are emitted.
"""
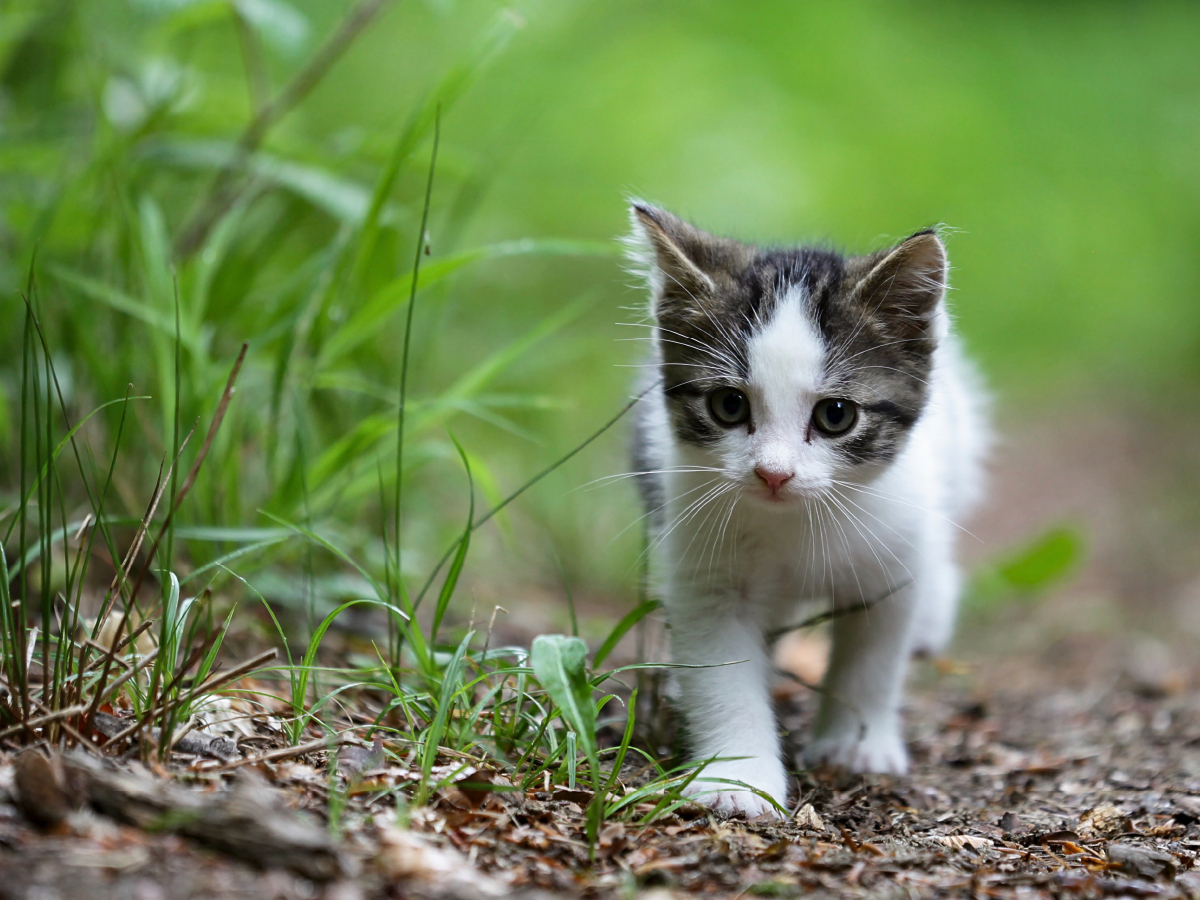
[794,802,826,832]
[1079,804,1132,840]
[774,631,829,686]
[376,824,511,896]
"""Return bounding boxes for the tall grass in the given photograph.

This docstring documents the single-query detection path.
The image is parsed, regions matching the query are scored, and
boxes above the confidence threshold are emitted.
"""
[0,0,714,843]
[1,0,619,630]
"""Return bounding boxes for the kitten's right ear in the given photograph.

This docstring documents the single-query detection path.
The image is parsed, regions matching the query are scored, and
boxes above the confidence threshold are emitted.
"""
[626,202,717,316]
[854,229,948,341]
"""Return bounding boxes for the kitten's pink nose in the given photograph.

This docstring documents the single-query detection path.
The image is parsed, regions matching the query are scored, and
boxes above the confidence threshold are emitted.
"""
[754,466,793,493]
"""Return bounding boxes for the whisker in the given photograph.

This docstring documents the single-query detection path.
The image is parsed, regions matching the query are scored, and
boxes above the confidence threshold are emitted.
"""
[818,493,869,604]
[830,488,916,552]
[823,490,913,588]
[831,479,981,542]
[609,477,724,551]
[576,466,723,492]
[642,481,731,565]
[659,484,738,578]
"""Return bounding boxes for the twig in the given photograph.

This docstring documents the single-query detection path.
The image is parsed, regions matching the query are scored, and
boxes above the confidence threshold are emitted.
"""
[764,582,911,741]
[202,735,348,773]
[55,717,107,757]
[94,646,161,707]
[79,636,134,670]
[83,445,188,729]
[0,673,106,756]
[766,578,914,643]
[174,0,395,258]
[98,347,246,743]
[83,618,156,672]
[0,704,88,739]
[96,463,167,621]
[177,343,248,508]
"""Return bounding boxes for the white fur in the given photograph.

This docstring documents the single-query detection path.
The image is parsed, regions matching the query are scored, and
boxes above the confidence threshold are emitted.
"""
[639,277,987,819]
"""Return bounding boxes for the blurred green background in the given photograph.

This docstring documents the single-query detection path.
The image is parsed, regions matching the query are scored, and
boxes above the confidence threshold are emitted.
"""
[2,0,1198,642]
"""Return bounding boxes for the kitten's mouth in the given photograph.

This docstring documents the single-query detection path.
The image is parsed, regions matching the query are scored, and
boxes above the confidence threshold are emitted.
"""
[741,483,797,505]
[743,479,825,505]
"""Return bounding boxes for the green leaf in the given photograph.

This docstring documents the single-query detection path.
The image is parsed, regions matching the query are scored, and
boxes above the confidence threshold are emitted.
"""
[530,634,599,790]
[419,631,474,801]
[180,536,291,586]
[605,688,637,796]
[172,526,292,542]
[998,526,1083,590]
[306,297,592,505]
[257,510,388,603]
[2,395,151,548]
[965,525,1086,612]
[440,293,595,403]
[142,139,377,224]
[346,8,523,294]
[295,598,410,726]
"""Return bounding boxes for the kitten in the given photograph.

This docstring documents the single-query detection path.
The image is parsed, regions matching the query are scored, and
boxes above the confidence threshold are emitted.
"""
[626,203,987,819]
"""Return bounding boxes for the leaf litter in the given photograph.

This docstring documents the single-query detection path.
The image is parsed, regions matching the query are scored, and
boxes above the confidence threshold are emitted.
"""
[3,638,1200,899]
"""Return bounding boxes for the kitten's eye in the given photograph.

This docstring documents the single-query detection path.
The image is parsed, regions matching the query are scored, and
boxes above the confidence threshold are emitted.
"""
[708,388,751,427]
[812,398,858,435]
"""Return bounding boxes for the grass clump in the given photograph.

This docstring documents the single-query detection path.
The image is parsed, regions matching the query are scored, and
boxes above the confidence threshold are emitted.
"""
[0,0,706,851]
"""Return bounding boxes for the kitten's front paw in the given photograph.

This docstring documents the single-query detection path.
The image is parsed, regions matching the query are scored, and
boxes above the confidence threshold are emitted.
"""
[683,761,786,820]
[804,721,908,775]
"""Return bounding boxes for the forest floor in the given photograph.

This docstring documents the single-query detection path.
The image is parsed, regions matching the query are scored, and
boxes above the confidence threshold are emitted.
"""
[3,627,1200,900]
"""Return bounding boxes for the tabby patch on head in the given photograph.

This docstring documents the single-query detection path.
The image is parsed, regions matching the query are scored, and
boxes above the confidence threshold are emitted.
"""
[627,201,948,503]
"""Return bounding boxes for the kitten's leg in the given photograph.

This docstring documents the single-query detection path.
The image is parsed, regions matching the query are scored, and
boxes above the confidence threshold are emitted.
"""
[909,558,960,656]
[803,580,918,774]
[669,604,787,819]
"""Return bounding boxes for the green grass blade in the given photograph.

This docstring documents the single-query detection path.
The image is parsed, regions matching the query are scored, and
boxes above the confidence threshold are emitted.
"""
[429,437,473,648]
[417,630,474,804]
[1,395,150,546]
[257,510,389,604]
[318,240,613,369]
[605,688,638,797]
[44,265,201,352]
[592,600,662,669]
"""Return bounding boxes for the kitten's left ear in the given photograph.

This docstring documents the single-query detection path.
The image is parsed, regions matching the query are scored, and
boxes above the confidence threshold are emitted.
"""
[855,229,948,339]
[625,201,754,325]
[626,202,717,306]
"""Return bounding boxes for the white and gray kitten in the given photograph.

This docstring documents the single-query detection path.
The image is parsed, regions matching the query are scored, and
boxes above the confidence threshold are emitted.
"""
[626,203,988,819]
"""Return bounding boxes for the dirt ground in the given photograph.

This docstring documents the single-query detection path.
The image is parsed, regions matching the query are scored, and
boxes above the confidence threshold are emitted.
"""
[3,630,1200,900]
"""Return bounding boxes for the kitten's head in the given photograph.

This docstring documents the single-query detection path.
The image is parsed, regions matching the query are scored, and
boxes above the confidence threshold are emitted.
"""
[627,201,948,506]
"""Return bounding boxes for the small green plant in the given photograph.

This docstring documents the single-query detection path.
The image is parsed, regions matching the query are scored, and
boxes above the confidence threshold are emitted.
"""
[966,525,1085,611]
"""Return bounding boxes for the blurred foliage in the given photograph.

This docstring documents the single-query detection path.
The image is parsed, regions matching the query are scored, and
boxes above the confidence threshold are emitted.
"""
[1,0,1197,608]
[966,525,1084,611]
